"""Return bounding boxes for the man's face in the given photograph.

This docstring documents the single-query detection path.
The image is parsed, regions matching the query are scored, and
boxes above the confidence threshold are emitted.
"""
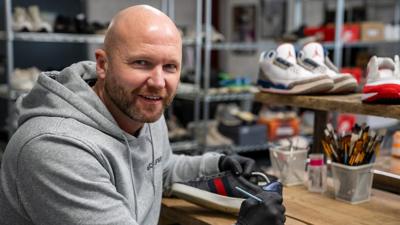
[103,33,181,123]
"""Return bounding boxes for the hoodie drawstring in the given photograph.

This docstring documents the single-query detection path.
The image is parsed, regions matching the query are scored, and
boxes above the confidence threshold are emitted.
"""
[124,134,138,220]
[148,124,156,196]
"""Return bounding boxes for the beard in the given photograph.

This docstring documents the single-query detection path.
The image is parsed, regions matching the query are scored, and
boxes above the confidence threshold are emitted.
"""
[104,74,175,123]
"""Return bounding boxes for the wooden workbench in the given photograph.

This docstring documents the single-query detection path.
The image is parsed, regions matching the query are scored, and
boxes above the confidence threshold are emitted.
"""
[160,185,400,225]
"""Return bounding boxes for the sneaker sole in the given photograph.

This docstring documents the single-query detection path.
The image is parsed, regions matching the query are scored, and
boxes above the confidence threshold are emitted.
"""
[258,77,333,94]
[328,78,358,94]
[171,183,243,214]
[362,83,400,103]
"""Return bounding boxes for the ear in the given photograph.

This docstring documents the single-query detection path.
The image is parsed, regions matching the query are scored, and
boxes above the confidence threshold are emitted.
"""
[95,49,108,80]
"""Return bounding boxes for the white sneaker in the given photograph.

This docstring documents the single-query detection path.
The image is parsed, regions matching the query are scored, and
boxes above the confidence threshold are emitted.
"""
[12,7,33,32]
[298,42,358,94]
[27,5,53,32]
[257,43,333,94]
[362,55,400,103]
[11,67,40,91]
[186,25,225,43]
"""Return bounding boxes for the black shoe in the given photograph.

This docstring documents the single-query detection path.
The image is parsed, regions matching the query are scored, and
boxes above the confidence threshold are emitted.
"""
[171,171,278,214]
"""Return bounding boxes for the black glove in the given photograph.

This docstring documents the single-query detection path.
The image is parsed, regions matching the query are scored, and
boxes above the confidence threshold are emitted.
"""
[218,154,256,177]
[236,191,286,225]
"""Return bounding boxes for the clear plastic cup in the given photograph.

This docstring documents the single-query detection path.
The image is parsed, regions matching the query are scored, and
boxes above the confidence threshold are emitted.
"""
[269,146,308,186]
[331,162,374,204]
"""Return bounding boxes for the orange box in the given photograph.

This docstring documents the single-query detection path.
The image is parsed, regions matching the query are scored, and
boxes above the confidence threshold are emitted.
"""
[360,22,385,41]
[258,117,300,141]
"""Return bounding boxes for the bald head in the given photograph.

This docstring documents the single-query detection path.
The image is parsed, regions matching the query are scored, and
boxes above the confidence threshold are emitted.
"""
[104,5,182,56]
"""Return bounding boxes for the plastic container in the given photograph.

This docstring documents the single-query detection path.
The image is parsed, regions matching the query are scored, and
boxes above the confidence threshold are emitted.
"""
[331,162,374,204]
[307,154,327,193]
[391,131,400,158]
[269,146,308,186]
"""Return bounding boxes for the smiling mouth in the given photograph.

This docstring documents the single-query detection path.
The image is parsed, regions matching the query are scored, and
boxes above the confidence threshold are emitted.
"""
[139,95,163,101]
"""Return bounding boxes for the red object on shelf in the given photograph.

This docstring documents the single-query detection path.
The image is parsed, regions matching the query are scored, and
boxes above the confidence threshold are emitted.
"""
[323,24,360,42]
[304,26,325,38]
[337,114,356,134]
[304,24,360,42]
[341,67,363,84]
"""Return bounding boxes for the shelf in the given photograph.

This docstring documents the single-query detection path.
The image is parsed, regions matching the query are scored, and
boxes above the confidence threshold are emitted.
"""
[205,142,270,153]
[176,91,255,102]
[0,84,27,100]
[255,92,400,120]
[323,40,400,49]
[0,31,105,44]
[170,140,198,153]
[0,31,196,45]
[209,42,266,51]
[202,40,400,51]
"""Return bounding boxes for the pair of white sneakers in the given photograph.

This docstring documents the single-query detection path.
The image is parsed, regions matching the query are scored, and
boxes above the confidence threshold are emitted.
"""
[362,55,400,103]
[257,42,358,94]
[13,5,53,32]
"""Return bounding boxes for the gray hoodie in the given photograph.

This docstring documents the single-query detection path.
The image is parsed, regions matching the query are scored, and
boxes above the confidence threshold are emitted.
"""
[0,61,221,225]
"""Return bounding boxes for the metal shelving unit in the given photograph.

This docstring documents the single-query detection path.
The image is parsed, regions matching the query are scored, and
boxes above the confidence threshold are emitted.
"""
[0,31,196,45]
[3,0,400,154]
[0,0,201,152]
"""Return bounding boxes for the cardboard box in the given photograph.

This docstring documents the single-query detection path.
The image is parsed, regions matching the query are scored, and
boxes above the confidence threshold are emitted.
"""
[218,123,267,146]
[257,117,300,141]
[361,22,385,41]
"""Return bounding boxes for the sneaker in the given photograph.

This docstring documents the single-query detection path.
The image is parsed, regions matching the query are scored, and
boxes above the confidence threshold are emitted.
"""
[362,55,400,103]
[257,43,333,94]
[186,25,225,43]
[215,104,242,127]
[11,67,40,91]
[27,5,53,32]
[298,42,358,94]
[171,171,278,214]
[12,7,33,32]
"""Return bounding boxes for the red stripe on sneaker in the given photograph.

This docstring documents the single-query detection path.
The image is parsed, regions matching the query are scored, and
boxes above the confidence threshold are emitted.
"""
[214,178,227,196]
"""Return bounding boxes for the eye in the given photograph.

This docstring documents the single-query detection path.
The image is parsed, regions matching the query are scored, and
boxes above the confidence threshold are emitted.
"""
[132,60,150,67]
[163,64,178,73]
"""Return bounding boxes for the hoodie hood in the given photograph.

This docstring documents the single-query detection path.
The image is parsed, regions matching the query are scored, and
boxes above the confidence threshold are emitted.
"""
[18,61,134,141]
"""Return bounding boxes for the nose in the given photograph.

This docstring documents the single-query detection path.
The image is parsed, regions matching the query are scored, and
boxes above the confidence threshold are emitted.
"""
[147,66,166,89]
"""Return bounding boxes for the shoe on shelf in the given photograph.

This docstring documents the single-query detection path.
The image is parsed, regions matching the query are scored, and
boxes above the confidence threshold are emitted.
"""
[27,5,53,32]
[11,67,41,91]
[257,43,333,94]
[297,42,358,94]
[54,15,76,33]
[167,115,191,142]
[207,121,233,146]
[215,104,242,127]
[12,7,33,32]
[171,171,278,214]
[186,25,225,43]
[362,55,400,103]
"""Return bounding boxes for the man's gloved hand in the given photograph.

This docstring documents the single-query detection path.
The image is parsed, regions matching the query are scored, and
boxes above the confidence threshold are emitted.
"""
[218,154,256,177]
[236,191,286,225]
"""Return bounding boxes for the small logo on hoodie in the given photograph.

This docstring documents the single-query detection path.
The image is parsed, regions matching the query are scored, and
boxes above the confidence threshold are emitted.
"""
[147,156,162,170]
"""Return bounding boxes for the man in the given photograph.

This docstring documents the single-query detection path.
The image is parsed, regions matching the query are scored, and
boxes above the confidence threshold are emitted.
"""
[0,5,284,225]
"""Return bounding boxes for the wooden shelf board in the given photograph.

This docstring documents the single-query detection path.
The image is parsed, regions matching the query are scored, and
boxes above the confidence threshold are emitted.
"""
[255,93,400,120]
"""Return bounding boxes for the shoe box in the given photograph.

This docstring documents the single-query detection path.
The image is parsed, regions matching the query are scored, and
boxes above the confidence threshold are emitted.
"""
[304,23,360,42]
[323,23,361,42]
[217,123,267,146]
[360,22,385,41]
[257,117,300,141]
